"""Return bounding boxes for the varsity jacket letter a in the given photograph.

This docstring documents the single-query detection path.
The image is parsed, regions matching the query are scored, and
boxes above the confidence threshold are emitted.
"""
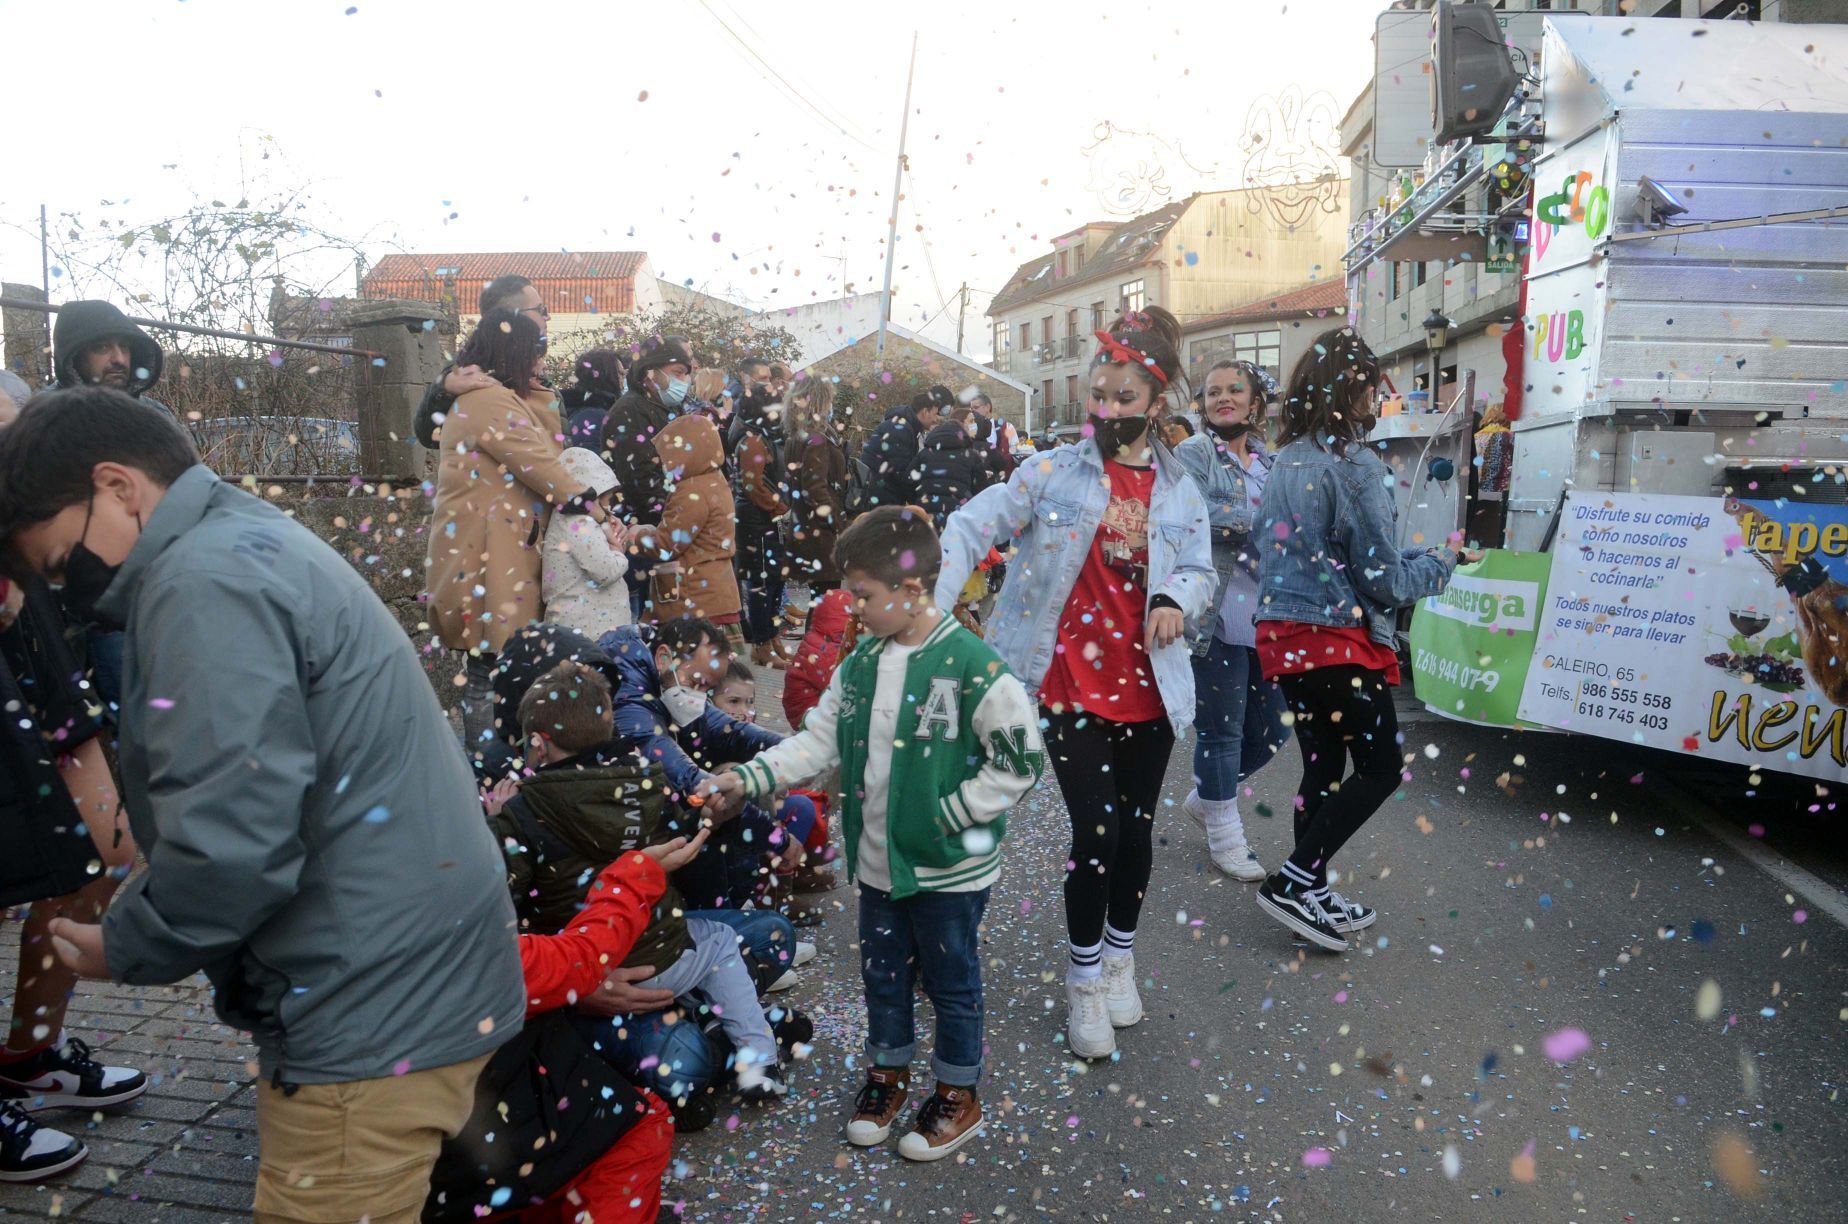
[914,677,961,740]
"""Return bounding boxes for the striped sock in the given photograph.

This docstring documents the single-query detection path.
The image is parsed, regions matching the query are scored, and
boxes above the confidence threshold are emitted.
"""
[1102,924,1136,961]
[1068,940,1103,982]
[1280,860,1318,892]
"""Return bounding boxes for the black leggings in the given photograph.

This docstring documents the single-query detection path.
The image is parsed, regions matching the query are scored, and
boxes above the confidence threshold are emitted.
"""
[1275,666,1402,889]
[1043,707,1176,948]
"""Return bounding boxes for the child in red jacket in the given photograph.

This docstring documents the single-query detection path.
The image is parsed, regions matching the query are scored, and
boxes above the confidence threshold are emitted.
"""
[783,587,857,731]
[462,836,705,1224]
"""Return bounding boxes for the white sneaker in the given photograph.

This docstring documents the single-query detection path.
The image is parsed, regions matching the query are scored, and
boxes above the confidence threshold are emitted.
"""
[792,940,818,967]
[1099,955,1143,1028]
[1064,976,1116,1059]
[766,969,799,993]
[1187,792,1267,881]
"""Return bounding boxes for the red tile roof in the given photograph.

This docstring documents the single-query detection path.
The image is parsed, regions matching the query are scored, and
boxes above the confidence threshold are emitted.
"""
[1182,281,1347,332]
[362,251,648,315]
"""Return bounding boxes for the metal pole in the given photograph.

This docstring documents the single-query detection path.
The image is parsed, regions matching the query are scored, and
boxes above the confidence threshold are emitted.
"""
[874,31,918,369]
[955,282,967,354]
[0,296,384,361]
[39,205,51,383]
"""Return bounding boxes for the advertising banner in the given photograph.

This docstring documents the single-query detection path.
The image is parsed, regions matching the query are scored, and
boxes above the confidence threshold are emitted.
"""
[1410,550,1553,728]
[1516,493,1848,780]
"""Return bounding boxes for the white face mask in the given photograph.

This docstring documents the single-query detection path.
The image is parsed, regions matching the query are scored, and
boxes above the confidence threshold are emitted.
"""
[661,684,708,726]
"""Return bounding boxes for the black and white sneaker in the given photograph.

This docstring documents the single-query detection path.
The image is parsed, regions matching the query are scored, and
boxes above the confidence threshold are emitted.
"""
[1322,890,1377,933]
[1256,876,1347,952]
[0,1037,148,1111]
[0,1101,86,1182]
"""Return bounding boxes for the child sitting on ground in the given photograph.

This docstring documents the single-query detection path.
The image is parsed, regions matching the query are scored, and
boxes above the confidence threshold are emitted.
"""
[500,660,789,1100]
[712,660,838,918]
[710,507,1045,1161]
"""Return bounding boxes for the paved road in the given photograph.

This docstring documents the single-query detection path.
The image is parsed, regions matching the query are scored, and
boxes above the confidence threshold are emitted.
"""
[3,684,1841,1222]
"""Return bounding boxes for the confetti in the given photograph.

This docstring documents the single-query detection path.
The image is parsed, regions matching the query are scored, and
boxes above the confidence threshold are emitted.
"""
[1543,1027,1591,1063]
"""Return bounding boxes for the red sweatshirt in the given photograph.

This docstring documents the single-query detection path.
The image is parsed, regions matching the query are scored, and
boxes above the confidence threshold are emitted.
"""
[518,852,668,1017]
[489,851,676,1224]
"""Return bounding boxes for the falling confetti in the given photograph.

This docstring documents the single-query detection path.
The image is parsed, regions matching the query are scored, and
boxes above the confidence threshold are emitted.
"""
[1543,1027,1591,1063]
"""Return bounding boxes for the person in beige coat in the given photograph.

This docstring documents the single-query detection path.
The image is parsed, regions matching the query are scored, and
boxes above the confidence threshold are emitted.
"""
[781,379,847,591]
[424,310,596,746]
[633,412,740,626]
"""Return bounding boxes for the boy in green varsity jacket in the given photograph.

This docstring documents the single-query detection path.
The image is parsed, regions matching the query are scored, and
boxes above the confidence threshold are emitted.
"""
[712,506,1043,1163]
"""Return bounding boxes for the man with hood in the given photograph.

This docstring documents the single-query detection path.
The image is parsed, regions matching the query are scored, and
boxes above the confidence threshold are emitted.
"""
[598,335,697,527]
[858,385,948,511]
[52,301,172,416]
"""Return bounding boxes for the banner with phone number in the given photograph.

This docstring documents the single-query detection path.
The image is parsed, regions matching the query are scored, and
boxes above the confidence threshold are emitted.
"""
[1410,550,1553,728]
[1515,492,1848,781]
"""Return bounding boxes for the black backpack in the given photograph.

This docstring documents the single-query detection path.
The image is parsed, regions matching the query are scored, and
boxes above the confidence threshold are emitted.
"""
[844,453,876,520]
[422,1011,650,1222]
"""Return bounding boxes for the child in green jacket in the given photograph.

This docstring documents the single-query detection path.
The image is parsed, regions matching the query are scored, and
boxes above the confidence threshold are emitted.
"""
[713,506,1044,1162]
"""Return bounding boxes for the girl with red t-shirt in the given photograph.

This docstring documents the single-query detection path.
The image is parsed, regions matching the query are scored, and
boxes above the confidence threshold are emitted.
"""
[936,307,1215,1061]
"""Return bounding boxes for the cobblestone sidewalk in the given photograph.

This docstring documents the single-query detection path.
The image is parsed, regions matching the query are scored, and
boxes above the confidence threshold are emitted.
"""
[0,951,262,1221]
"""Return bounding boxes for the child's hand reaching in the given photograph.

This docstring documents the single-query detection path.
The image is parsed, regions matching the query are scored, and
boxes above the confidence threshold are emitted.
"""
[706,771,747,814]
[639,825,711,873]
[482,776,521,818]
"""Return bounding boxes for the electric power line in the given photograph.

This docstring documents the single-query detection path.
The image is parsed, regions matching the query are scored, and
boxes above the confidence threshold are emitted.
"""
[694,0,881,153]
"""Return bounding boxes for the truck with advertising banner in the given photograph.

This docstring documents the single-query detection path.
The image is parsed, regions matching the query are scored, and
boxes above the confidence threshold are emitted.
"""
[1379,8,1848,781]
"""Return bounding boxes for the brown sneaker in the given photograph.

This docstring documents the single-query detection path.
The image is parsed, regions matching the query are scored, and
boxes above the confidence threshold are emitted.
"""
[896,1082,984,1162]
[844,1067,909,1146]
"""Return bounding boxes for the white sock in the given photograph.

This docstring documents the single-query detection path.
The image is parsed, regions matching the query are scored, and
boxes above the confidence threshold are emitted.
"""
[1201,796,1247,855]
[1068,941,1102,982]
[1102,924,1135,961]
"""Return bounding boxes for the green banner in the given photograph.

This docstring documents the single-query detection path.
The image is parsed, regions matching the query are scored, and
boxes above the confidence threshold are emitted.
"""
[1410,550,1553,727]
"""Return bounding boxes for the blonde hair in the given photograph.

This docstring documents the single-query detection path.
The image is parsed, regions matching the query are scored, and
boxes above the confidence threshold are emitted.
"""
[783,378,830,439]
[1480,401,1508,428]
[693,368,728,403]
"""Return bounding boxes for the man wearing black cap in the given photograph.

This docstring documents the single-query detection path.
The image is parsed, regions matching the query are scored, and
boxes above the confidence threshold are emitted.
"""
[599,335,697,526]
[52,301,173,417]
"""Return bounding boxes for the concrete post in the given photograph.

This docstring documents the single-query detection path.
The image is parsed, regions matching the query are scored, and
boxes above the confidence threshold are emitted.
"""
[349,298,446,479]
[2,282,51,387]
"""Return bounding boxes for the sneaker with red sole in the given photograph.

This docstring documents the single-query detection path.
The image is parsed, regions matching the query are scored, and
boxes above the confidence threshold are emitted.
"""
[0,1036,147,1111]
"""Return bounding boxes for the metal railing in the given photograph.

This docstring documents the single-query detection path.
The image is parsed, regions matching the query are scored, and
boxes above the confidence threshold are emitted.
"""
[1,295,384,478]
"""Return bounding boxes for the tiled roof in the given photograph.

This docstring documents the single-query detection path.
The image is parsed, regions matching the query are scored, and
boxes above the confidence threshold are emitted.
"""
[987,197,1194,316]
[1181,280,1347,332]
[362,251,648,315]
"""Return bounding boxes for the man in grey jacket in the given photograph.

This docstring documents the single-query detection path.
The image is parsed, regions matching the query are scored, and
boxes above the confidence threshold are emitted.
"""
[0,387,523,1223]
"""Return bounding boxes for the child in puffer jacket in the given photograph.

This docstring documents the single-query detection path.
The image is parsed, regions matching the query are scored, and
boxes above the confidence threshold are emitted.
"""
[541,447,631,638]
[782,587,858,731]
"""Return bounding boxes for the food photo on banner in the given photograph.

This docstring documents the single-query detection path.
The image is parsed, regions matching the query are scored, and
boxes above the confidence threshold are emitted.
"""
[1515,491,1848,781]
[1409,550,1553,729]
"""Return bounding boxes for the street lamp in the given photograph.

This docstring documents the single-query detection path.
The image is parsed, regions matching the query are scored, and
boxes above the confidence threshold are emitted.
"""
[1422,308,1453,358]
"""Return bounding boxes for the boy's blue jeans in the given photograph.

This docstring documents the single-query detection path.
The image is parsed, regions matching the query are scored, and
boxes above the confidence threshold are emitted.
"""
[859,883,989,1087]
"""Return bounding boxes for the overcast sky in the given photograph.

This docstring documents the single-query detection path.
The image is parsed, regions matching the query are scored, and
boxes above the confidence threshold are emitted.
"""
[0,0,1385,358]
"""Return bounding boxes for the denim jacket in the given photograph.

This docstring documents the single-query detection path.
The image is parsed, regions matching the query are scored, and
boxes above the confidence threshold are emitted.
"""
[1173,433,1272,656]
[1254,438,1458,648]
[936,437,1215,734]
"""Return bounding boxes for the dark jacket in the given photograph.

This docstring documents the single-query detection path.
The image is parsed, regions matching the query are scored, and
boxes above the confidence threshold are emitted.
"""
[51,300,172,414]
[730,398,787,539]
[598,387,673,526]
[494,756,692,974]
[784,428,847,585]
[0,580,105,907]
[598,625,785,909]
[859,407,925,508]
[917,420,991,529]
[94,465,524,1085]
[561,385,618,450]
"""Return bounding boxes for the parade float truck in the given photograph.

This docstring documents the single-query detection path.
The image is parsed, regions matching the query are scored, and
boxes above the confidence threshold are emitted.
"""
[1381,7,1848,782]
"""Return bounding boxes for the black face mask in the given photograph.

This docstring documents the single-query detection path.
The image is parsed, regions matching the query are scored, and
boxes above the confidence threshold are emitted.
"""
[58,497,136,629]
[1088,413,1150,462]
[1208,420,1256,443]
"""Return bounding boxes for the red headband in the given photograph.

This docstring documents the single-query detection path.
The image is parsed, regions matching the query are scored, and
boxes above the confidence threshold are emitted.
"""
[1092,330,1170,386]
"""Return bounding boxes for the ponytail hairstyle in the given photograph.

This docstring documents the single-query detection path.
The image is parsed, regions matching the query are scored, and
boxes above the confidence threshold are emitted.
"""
[1274,326,1381,455]
[1091,305,1185,407]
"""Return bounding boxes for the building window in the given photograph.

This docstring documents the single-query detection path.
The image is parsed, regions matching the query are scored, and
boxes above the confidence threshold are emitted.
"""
[1066,308,1080,339]
[993,320,1010,354]
[1411,261,1430,289]
[1019,321,1032,352]
[1091,301,1107,331]
[1233,329,1283,376]
[1120,280,1145,314]
[1042,380,1054,418]
[1065,373,1079,411]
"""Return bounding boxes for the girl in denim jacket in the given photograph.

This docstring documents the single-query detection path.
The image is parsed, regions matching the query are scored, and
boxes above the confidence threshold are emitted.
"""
[937,307,1213,1061]
[1251,327,1476,953]
[1172,361,1293,883]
